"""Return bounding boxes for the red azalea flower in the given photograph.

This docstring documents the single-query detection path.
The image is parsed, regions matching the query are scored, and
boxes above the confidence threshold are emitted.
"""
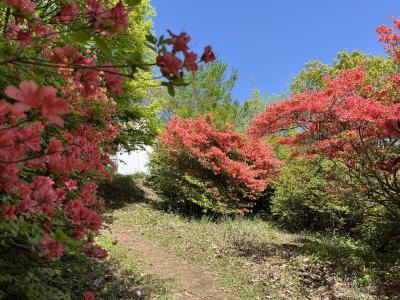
[183,51,198,72]
[167,30,191,52]
[83,291,95,300]
[156,52,183,77]
[201,46,216,63]
[59,1,79,24]
[41,233,64,258]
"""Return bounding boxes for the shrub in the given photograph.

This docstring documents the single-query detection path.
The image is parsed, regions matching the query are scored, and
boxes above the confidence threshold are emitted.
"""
[271,154,400,251]
[0,248,157,300]
[271,158,362,231]
[0,0,215,297]
[149,115,280,215]
[251,19,400,249]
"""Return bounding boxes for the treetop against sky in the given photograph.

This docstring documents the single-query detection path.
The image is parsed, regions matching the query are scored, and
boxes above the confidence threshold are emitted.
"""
[152,0,399,100]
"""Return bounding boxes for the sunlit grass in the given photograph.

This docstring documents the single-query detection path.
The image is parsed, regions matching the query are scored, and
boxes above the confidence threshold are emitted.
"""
[106,202,395,299]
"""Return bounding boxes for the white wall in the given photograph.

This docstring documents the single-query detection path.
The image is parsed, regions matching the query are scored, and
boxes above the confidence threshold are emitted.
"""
[114,146,152,175]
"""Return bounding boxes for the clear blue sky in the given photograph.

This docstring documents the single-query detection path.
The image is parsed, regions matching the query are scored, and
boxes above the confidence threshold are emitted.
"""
[150,1,399,101]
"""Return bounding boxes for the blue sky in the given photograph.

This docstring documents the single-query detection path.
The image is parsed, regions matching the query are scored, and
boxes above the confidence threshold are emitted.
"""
[150,1,399,101]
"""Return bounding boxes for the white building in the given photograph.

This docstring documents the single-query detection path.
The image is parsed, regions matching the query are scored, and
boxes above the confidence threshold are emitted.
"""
[112,146,153,174]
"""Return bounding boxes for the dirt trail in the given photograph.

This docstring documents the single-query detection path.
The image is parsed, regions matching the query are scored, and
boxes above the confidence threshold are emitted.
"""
[103,227,227,300]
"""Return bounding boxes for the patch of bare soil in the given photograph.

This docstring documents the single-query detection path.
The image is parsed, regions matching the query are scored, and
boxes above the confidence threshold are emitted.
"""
[102,228,227,300]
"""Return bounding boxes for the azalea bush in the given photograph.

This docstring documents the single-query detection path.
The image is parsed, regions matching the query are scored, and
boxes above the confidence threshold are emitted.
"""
[251,18,400,250]
[0,0,215,298]
[149,115,280,215]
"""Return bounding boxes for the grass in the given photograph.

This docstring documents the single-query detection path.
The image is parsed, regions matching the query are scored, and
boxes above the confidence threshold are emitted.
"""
[96,235,175,299]
[106,202,399,299]
[0,234,173,300]
[96,175,399,299]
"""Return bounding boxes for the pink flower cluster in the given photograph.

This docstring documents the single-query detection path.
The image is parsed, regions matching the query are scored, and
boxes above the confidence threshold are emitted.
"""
[250,61,400,198]
[5,80,69,126]
[250,68,400,156]
[47,45,124,96]
[3,0,35,14]
[58,2,79,24]
[5,0,129,48]
[0,0,213,266]
[86,0,130,34]
[159,115,281,197]
[156,30,216,77]
[376,17,400,60]
[0,76,119,259]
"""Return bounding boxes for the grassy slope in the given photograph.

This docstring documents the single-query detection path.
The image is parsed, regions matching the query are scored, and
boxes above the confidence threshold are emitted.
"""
[99,202,399,299]
[95,175,399,299]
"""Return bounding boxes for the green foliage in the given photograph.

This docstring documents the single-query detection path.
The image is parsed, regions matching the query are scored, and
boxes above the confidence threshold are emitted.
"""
[290,50,396,93]
[0,248,164,300]
[153,61,267,130]
[271,151,400,251]
[111,1,163,151]
[271,158,360,231]
[148,148,240,216]
[149,149,213,215]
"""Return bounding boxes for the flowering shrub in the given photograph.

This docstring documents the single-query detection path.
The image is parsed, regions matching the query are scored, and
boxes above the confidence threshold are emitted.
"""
[150,115,280,215]
[250,19,400,249]
[0,0,214,298]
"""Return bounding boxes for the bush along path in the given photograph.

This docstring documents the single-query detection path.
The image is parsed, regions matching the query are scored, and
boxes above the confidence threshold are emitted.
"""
[98,176,399,300]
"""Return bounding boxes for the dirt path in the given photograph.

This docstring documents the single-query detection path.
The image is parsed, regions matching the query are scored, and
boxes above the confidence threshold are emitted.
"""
[102,227,227,300]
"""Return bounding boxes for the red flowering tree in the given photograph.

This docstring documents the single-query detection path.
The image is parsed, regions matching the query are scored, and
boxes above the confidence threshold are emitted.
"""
[250,18,400,247]
[0,0,215,298]
[150,115,280,215]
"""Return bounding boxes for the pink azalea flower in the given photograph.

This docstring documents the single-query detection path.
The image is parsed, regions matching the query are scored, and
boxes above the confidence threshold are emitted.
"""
[41,233,64,258]
[59,1,79,24]
[5,81,69,126]
[83,291,95,300]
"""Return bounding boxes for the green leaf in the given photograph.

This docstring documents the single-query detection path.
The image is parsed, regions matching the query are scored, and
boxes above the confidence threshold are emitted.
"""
[173,77,188,86]
[158,34,165,45]
[146,43,157,53]
[125,0,142,7]
[167,84,175,97]
[94,36,112,56]
[138,65,150,71]
[158,35,171,46]
[146,33,157,44]
[72,30,91,43]
[54,229,81,248]
[125,51,142,66]
[173,82,189,87]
